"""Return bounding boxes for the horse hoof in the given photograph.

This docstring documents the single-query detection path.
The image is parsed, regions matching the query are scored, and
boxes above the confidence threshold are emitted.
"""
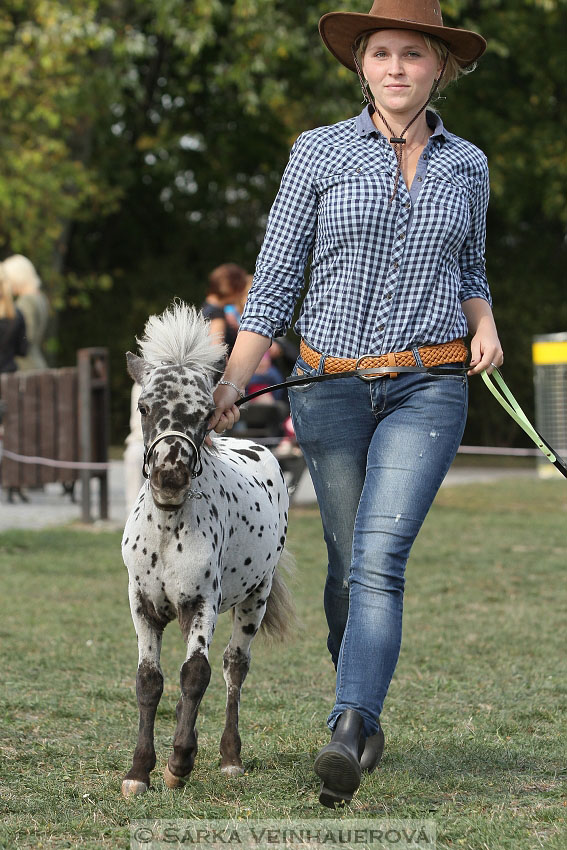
[121,779,149,797]
[221,765,245,777]
[163,763,188,789]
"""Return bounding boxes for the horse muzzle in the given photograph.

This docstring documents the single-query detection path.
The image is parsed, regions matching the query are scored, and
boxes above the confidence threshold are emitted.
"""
[144,430,203,508]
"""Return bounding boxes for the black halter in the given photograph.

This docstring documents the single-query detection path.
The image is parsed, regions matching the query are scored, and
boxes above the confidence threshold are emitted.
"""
[142,430,203,480]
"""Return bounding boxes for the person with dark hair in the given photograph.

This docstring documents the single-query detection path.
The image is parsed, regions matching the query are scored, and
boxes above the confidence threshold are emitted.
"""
[201,263,249,354]
[210,1,502,808]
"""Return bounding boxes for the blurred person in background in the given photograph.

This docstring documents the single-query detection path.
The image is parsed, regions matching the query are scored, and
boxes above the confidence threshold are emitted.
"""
[201,263,249,354]
[0,268,27,374]
[1,254,49,371]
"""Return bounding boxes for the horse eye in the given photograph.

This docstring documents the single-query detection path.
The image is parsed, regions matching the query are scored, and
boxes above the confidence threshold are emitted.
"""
[138,404,148,416]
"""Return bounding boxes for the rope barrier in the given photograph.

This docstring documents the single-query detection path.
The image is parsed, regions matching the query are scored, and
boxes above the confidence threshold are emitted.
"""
[0,448,111,471]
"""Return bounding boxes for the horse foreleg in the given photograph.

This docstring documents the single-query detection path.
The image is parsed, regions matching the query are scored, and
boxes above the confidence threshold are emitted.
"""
[122,620,164,797]
[164,600,214,788]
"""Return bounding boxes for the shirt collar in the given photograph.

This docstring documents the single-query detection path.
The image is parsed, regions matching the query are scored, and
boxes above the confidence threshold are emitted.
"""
[355,104,448,141]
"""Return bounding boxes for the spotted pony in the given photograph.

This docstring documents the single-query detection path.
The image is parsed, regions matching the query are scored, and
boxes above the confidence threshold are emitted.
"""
[121,302,293,797]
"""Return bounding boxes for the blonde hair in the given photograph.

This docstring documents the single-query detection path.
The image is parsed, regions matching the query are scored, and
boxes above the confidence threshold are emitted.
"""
[0,272,15,319]
[1,254,42,296]
[354,30,475,93]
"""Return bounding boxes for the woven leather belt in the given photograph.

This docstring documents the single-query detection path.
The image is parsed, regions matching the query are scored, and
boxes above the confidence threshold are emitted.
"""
[300,338,468,377]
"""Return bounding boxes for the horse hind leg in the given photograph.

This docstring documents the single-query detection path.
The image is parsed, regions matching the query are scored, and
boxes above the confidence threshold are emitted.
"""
[122,617,164,797]
[164,598,214,788]
[219,592,268,776]
[220,643,250,776]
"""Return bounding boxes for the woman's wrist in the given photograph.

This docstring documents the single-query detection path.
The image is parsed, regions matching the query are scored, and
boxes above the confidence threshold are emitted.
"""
[218,379,245,399]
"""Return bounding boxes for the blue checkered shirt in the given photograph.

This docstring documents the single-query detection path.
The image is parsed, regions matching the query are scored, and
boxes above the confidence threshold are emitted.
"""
[240,106,492,358]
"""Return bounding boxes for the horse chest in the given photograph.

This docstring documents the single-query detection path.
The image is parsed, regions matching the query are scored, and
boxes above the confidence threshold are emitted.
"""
[123,476,281,613]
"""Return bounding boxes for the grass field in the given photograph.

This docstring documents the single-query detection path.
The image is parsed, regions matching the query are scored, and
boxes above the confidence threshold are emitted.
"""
[0,477,566,849]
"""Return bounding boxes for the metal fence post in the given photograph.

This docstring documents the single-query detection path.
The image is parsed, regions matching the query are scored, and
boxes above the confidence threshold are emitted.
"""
[532,332,567,479]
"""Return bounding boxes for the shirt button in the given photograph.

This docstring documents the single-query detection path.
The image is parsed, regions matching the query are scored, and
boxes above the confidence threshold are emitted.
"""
[398,233,406,240]
[417,176,423,182]
[405,202,411,210]
[423,154,428,160]
[393,261,399,269]
[385,293,393,300]
[377,324,385,332]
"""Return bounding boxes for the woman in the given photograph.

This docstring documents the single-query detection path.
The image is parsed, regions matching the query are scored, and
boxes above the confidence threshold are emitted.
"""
[0,270,27,374]
[1,254,49,372]
[201,263,249,354]
[210,0,503,808]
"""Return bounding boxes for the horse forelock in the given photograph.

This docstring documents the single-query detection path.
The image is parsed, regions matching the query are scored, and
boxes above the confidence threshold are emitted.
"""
[138,301,226,375]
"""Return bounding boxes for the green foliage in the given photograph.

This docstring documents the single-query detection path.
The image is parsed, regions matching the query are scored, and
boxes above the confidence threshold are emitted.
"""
[0,1,564,445]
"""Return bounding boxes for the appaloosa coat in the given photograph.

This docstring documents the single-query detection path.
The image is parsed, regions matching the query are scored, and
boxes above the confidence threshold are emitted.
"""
[121,302,292,796]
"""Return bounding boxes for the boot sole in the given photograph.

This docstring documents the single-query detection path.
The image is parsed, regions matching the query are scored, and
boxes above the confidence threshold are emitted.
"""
[314,743,361,808]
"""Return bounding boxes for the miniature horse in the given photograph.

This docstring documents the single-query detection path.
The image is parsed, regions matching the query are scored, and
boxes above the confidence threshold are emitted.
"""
[121,302,292,796]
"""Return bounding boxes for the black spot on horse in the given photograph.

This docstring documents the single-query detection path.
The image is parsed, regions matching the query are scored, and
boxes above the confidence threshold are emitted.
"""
[244,557,252,565]
[234,448,261,462]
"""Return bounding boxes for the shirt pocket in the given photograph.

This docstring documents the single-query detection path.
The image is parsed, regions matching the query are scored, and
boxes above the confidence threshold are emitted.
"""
[416,175,474,250]
[421,175,474,218]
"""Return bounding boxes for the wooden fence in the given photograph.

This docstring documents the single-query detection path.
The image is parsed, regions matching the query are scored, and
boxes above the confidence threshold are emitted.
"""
[0,348,109,522]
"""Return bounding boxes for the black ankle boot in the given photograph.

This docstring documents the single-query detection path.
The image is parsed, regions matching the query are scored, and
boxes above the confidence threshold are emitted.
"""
[314,710,365,808]
[360,726,385,773]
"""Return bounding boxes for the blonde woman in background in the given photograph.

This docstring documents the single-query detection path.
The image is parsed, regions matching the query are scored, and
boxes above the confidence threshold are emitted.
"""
[1,255,49,371]
[0,268,27,374]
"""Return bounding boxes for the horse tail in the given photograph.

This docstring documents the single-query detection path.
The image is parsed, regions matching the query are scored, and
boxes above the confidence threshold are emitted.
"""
[260,548,296,641]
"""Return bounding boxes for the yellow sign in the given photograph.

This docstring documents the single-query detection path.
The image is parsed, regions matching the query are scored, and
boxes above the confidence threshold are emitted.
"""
[532,341,567,365]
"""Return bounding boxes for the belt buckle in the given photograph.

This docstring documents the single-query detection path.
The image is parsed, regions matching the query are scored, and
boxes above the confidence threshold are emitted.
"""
[355,355,387,381]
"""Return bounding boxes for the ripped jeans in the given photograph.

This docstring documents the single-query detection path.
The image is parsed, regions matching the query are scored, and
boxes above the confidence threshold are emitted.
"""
[288,356,468,738]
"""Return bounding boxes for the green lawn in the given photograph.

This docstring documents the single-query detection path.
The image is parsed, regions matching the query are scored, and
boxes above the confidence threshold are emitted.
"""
[0,478,566,849]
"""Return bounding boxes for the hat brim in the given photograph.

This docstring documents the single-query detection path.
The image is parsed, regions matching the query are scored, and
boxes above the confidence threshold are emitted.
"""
[319,12,486,71]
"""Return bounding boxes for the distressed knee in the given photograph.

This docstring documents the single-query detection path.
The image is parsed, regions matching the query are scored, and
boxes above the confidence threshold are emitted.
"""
[136,660,163,707]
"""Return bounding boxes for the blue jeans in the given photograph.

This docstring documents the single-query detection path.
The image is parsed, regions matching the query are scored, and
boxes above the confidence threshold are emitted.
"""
[288,355,468,738]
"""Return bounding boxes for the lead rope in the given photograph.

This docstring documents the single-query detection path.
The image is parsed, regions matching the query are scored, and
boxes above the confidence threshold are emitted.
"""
[352,47,448,201]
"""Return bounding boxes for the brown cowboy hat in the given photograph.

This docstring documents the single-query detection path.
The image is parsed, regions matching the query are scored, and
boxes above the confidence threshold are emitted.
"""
[319,0,486,72]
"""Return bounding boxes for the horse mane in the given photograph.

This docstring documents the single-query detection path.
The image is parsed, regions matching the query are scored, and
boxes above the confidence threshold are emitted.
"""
[138,300,227,374]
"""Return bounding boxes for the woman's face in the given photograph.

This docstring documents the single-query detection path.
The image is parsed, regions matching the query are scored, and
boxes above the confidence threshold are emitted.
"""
[362,29,442,122]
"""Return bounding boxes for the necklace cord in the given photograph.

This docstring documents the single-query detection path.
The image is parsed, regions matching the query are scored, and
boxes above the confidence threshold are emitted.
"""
[352,47,449,200]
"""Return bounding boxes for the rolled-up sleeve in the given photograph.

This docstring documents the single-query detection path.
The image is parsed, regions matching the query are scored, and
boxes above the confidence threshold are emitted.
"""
[459,156,492,306]
[239,133,318,339]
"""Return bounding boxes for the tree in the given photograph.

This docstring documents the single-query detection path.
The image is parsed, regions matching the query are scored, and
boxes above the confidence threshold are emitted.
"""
[0,0,565,447]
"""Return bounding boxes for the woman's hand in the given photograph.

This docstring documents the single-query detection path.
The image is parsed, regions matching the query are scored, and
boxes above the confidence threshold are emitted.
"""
[462,299,504,376]
[205,330,273,443]
[208,383,241,438]
[468,324,503,376]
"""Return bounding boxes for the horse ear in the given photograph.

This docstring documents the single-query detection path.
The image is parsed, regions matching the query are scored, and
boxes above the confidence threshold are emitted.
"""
[127,352,152,385]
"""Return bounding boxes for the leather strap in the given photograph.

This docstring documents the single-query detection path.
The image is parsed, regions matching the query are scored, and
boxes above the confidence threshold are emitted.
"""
[235,364,470,407]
